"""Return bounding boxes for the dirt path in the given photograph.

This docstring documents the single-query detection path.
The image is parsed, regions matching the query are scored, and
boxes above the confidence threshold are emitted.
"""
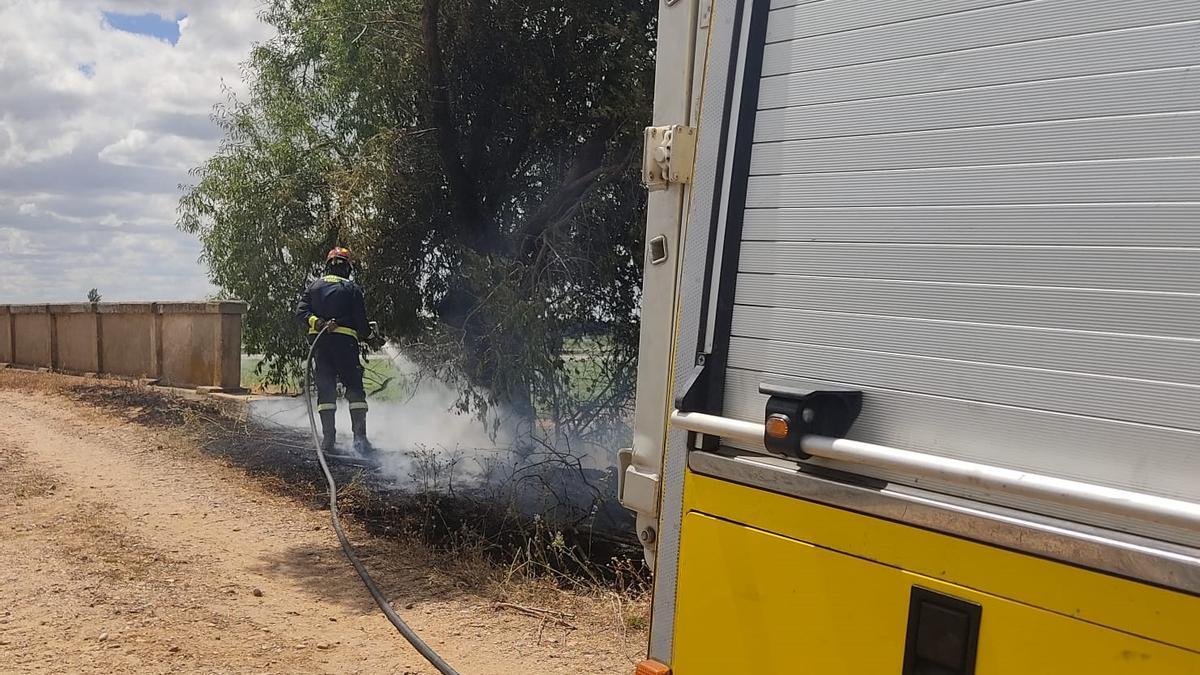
[0,383,646,674]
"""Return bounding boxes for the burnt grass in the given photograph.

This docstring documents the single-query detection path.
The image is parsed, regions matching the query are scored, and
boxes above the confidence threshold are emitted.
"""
[70,383,648,590]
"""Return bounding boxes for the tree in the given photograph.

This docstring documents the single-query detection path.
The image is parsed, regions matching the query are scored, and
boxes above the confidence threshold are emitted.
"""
[179,0,655,442]
[87,288,102,303]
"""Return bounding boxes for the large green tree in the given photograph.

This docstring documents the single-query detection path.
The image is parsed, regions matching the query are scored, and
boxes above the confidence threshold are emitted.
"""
[179,0,655,441]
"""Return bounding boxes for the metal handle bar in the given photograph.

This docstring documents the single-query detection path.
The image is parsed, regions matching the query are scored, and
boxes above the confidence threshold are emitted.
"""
[671,410,1200,532]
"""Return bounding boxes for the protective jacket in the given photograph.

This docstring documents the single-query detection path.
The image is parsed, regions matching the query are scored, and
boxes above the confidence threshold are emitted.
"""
[295,274,369,340]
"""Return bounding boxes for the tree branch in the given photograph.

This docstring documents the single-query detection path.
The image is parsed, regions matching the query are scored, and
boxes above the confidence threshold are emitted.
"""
[462,0,495,188]
[516,127,622,256]
[421,0,488,249]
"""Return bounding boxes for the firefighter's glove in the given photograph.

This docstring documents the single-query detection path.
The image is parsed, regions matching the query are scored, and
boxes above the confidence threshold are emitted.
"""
[364,321,385,351]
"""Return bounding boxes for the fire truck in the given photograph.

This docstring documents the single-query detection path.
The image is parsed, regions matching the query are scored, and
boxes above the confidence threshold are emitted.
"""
[619,1,1200,673]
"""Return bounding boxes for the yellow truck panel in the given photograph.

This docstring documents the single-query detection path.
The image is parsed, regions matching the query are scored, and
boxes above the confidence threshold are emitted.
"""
[681,472,1200,654]
[674,509,1200,674]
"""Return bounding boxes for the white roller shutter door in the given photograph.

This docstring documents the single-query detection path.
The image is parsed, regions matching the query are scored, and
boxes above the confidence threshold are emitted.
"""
[721,0,1200,545]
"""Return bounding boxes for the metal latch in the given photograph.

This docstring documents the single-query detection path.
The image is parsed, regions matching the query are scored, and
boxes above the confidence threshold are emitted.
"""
[643,125,696,191]
[618,447,661,517]
[648,235,669,265]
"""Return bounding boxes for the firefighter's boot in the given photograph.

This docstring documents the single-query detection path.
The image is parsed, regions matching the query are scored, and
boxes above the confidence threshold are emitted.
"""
[350,408,373,455]
[319,409,337,452]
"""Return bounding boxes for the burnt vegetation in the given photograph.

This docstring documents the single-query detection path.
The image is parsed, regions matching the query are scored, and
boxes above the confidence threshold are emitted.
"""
[71,383,649,591]
[173,0,657,590]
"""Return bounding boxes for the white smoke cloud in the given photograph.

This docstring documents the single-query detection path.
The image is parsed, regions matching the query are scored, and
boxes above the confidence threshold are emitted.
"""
[247,345,630,532]
[249,349,518,486]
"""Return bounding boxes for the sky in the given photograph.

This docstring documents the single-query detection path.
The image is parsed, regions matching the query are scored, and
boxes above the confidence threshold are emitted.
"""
[0,0,273,303]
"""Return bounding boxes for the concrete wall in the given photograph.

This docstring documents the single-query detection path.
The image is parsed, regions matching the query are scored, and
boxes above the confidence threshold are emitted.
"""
[99,305,157,379]
[53,304,100,373]
[0,301,246,390]
[160,304,217,389]
[219,312,242,389]
[13,306,52,367]
[0,305,11,363]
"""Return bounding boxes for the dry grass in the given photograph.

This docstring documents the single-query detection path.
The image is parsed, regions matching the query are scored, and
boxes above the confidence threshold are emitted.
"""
[0,410,59,501]
[54,506,183,583]
[0,430,177,585]
[0,368,653,651]
[2,453,57,501]
[0,366,83,394]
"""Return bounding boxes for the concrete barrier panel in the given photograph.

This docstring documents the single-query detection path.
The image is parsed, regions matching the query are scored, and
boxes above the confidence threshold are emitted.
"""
[99,304,156,378]
[12,306,51,367]
[219,312,244,389]
[0,306,11,363]
[3,301,244,388]
[158,302,245,389]
[53,304,100,373]
[160,308,219,388]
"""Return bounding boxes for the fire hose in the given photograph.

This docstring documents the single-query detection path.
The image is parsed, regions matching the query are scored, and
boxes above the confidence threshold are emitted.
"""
[304,325,461,675]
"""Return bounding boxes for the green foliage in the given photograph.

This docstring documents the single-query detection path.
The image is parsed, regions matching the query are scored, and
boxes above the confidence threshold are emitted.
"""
[87,288,102,303]
[179,0,654,438]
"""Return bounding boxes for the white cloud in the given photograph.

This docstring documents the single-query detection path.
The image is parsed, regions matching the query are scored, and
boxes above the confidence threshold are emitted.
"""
[98,128,213,171]
[0,0,273,303]
[0,228,32,255]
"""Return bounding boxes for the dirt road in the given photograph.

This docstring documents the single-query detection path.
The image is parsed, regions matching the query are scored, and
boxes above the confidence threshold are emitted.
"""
[0,380,646,674]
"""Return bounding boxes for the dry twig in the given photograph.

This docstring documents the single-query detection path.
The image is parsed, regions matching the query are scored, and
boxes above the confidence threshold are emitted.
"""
[493,601,577,629]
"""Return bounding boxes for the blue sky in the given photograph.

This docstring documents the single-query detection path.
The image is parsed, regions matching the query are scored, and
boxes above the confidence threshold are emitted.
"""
[102,11,187,45]
[0,1,272,303]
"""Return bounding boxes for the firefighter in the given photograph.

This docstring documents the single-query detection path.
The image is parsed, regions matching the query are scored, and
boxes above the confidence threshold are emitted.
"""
[296,246,373,454]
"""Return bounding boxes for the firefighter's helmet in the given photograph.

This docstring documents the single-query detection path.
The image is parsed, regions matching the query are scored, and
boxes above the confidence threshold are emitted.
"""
[325,246,353,265]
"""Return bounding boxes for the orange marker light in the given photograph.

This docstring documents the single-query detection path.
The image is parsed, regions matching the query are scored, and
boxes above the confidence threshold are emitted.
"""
[765,413,791,440]
[635,659,671,675]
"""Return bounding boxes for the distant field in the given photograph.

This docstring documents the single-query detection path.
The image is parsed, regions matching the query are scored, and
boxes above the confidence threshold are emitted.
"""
[242,338,614,404]
[240,353,413,400]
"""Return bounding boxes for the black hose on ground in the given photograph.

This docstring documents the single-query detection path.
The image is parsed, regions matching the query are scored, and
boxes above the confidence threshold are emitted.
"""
[304,326,462,675]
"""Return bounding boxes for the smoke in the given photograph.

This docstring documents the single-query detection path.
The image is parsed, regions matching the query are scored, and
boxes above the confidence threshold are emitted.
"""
[249,347,517,484]
[248,345,632,532]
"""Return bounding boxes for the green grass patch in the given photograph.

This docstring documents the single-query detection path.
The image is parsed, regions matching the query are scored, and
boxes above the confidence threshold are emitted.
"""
[242,353,415,400]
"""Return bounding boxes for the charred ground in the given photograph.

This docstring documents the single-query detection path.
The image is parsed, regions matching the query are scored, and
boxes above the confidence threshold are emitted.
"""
[69,383,648,591]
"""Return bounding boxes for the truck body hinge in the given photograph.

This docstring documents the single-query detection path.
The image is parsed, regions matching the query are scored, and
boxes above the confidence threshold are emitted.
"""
[618,447,661,518]
[643,125,697,191]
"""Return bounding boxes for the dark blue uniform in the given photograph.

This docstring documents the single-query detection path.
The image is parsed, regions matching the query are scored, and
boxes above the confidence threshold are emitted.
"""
[295,274,370,434]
